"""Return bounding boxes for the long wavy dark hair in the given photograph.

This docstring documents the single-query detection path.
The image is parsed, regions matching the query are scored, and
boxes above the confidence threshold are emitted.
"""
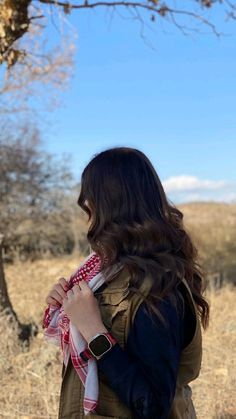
[78,147,209,329]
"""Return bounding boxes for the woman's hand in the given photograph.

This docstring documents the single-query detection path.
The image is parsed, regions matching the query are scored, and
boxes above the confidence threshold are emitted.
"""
[45,277,69,307]
[62,280,108,342]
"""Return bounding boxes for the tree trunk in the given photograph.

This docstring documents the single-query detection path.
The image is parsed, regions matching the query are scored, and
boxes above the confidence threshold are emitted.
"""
[0,234,38,342]
[0,234,19,319]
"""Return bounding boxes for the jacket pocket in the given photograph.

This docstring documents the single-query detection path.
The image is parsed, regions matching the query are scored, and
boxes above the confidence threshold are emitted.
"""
[96,288,130,331]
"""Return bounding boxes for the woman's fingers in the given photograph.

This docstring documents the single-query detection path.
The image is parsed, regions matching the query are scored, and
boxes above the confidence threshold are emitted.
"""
[58,277,69,291]
[66,289,74,299]
[46,294,61,307]
[73,283,81,294]
[45,278,91,307]
[48,289,64,304]
[53,283,67,299]
[78,280,91,294]
[45,277,69,307]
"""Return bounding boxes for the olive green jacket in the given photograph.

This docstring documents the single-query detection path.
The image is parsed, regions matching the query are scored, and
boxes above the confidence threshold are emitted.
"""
[58,266,202,419]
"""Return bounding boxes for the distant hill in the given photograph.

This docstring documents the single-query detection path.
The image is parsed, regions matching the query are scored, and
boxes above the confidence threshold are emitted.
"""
[179,201,236,225]
[179,202,236,285]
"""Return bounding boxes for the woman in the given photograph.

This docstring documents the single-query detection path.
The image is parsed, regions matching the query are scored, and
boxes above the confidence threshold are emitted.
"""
[43,147,209,419]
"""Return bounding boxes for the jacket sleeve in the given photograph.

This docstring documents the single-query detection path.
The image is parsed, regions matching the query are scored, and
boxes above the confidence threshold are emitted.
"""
[97,292,185,419]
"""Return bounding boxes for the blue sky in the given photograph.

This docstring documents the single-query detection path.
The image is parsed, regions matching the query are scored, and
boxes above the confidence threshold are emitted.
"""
[42,5,236,203]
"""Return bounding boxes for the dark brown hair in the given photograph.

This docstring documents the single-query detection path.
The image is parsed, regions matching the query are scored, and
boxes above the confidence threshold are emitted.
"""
[78,147,209,329]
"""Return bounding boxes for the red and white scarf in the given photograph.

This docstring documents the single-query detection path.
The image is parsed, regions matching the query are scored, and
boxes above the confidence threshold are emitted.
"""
[42,252,122,415]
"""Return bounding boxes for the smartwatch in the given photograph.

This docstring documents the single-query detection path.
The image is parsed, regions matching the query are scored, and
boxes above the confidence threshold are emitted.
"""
[80,332,117,361]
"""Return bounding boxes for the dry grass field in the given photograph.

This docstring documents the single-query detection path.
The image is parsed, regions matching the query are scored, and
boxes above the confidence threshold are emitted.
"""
[0,257,236,419]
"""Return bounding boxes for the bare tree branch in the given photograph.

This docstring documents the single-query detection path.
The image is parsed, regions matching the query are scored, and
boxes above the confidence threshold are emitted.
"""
[0,17,75,115]
[1,0,235,68]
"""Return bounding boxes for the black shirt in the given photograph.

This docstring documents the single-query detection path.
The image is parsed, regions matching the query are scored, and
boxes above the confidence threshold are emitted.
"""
[96,286,196,419]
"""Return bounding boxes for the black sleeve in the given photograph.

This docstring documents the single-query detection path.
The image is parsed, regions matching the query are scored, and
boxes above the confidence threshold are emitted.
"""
[97,292,185,419]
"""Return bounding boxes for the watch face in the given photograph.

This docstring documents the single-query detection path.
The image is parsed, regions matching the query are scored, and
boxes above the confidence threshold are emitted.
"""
[89,335,111,357]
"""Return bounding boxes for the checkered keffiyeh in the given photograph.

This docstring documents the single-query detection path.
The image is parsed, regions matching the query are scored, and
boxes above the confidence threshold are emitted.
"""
[42,252,123,415]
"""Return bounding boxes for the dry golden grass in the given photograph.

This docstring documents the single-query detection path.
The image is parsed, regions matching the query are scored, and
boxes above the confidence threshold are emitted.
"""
[1,257,236,419]
[192,285,236,419]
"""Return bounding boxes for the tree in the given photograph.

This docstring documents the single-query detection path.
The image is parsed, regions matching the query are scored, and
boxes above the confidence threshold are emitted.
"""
[1,1,236,68]
[0,123,77,257]
[0,123,79,339]
[0,1,75,343]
